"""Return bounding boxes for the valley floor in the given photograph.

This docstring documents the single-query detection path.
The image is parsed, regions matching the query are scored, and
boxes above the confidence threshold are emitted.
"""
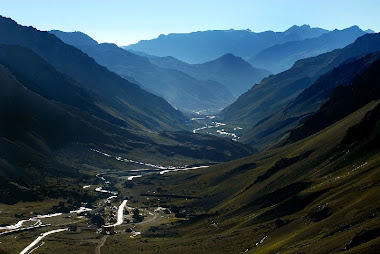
[1,102,380,254]
[0,151,208,254]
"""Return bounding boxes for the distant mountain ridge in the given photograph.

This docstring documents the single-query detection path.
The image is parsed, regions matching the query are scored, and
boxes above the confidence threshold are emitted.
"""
[248,26,368,74]
[125,25,328,63]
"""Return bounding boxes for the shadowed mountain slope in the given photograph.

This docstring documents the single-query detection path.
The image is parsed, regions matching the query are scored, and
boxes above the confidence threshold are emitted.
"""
[286,58,380,144]
[241,52,380,149]
[0,16,187,131]
[0,44,125,126]
[220,33,380,128]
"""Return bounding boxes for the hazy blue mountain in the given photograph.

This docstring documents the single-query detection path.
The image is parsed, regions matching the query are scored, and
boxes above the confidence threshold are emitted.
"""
[127,49,157,58]
[124,25,328,63]
[241,52,380,149]
[0,16,187,131]
[50,30,235,112]
[248,26,368,74]
[149,53,270,97]
[221,33,380,129]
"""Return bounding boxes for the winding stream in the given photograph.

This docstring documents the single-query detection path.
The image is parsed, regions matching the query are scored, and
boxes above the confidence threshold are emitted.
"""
[91,148,209,176]
[191,116,243,141]
[19,228,68,254]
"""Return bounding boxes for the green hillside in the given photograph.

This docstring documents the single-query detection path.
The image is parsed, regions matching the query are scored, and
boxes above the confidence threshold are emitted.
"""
[104,99,380,253]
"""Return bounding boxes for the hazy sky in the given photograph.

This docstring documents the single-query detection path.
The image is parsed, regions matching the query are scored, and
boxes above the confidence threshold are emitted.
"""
[1,0,379,45]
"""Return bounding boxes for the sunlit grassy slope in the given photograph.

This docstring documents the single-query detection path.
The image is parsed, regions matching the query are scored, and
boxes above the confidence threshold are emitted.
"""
[111,99,379,253]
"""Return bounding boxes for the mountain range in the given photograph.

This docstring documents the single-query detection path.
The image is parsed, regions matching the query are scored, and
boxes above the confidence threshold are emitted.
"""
[248,26,368,74]
[50,30,268,112]
[126,25,372,76]
[125,25,328,63]
[0,14,380,254]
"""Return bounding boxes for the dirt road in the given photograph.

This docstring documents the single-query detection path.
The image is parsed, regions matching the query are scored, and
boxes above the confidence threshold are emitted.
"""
[95,235,109,254]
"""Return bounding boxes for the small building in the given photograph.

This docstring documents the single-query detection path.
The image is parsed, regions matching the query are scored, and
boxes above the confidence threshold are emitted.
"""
[102,225,115,235]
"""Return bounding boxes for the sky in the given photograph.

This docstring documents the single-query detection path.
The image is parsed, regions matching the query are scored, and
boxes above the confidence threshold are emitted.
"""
[1,0,379,46]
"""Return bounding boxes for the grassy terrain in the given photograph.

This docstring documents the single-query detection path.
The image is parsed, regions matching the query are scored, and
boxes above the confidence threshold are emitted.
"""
[1,101,379,254]
[0,101,380,253]
[94,100,380,254]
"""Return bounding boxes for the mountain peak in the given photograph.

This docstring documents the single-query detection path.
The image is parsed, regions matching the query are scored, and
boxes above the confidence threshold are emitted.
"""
[286,24,311,32]
[220,53,237,59]
[346,25,362,31]
[49,30,98,46]
[203,53,258,73]
[328,26,364,35]
[212,53,247,65]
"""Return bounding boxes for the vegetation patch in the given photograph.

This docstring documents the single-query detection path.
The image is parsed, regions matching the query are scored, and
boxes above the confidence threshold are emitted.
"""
[346,227,380,250]
[254,150,314,184]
